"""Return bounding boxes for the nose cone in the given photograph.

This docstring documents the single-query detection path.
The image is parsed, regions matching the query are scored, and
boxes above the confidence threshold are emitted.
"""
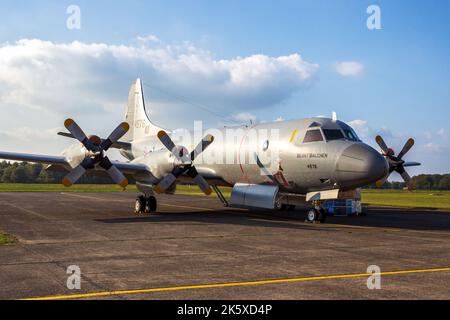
[337,143,389,188]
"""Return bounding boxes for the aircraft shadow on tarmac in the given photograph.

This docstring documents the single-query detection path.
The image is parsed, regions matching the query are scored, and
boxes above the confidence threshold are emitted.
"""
[95,207,450,233]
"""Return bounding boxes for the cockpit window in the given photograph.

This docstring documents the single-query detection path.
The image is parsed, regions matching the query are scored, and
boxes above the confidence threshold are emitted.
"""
[322,129,345,141]
[303,129,324,143]
[344,129,358,141]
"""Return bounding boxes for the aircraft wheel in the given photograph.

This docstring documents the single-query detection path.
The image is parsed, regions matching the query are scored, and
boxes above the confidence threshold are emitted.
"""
[145,196,157,213]
[306,209,318,222]
[318,208,327,223]
[288,205,296,211]
[135,196,146,214]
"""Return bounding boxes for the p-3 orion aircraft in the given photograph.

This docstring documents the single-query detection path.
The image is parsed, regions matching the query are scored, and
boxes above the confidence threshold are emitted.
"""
[0,79,420,223]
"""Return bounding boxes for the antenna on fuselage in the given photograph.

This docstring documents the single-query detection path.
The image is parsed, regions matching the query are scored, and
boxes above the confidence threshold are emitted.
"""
[332,111,338,122]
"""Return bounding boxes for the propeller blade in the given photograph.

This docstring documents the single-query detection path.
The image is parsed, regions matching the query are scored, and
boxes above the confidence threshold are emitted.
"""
[187,167,212,195]
[190,135,215,161]
[397,138,415,160]
[157,130,176,154]
[400,170,413,190]
[375,135,389,154]
[63,157,96,187]
[375,176,388,188]
[154,173,177,194]
[63,164,87,187]
[99,157,128,188]
[101,122,130,151]
[64,119,98,151]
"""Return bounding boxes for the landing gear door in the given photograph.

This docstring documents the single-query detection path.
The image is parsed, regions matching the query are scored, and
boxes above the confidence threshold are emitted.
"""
[230,183,279,209]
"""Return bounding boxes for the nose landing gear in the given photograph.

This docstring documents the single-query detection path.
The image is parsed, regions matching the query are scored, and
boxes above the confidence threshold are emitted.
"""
[135,195,158,214]
[305,201,327,223]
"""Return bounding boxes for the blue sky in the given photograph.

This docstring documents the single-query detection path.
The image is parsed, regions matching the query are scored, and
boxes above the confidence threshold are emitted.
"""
[0,0,449,174]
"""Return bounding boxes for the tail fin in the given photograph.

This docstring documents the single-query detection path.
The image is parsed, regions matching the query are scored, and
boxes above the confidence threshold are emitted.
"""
[123,78,164,142]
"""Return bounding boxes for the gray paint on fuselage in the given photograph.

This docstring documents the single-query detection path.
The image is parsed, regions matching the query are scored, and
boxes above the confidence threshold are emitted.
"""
[123,117,388,194]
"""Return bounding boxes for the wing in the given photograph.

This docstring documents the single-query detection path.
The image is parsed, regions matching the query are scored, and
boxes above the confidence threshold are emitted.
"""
[177,167,231,187]
[0,151,71,170]
[0,150,152,179]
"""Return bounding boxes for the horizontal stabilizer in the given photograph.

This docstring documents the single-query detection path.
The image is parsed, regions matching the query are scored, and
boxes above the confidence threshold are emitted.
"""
[403,162,421,167]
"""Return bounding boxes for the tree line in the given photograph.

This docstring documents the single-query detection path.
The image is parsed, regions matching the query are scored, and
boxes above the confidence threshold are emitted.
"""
[1,161,450,190]
[0,161,112,184]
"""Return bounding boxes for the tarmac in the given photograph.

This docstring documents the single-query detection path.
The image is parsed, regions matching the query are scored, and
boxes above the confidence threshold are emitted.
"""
[0,192,449,300]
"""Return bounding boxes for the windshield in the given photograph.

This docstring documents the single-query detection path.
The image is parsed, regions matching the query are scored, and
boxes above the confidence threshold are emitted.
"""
[322,129,345,141]
[339,123,361,141]
[303,129,324,143]
[343,129,358,141]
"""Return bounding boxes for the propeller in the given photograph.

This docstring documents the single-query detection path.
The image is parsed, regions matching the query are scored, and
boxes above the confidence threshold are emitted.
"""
[154,130,214,195]
[62,119,130,188]
[375,135,420,190]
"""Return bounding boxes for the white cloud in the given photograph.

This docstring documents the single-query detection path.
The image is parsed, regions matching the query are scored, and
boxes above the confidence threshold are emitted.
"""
[437,128,448,139]
[137,34,161,44]
[347,119,369,140]
[0,38,318,155]
[231,112,257,124]
[0,39,318,115]
[335,61,364,77]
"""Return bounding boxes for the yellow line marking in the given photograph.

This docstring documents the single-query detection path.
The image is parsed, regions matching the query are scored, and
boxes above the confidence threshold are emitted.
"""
[21,266,450,300]
[289,129,298,143]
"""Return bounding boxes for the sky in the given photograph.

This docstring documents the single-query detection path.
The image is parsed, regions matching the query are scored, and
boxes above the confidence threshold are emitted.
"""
[0,0,449,176]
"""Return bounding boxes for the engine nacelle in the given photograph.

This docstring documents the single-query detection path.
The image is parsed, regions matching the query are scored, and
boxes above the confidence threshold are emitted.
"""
[230,183,279,209]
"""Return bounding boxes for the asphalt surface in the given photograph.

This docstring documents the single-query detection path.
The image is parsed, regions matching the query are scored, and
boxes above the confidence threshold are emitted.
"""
[0,192,449,300]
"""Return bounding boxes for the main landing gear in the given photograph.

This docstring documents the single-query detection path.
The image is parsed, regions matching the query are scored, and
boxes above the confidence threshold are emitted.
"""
[305,201,327,223]
[135,195,157,214]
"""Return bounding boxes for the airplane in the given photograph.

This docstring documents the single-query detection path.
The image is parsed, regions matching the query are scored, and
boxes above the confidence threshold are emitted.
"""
[0,79,421,223]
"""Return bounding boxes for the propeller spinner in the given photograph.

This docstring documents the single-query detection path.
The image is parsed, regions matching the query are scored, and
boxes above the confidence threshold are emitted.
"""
[154,130,214,195]
[62,119,130,188]
[375,135,420,190]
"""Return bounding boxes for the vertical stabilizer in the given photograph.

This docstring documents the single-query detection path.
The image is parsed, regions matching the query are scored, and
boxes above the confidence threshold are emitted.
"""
[123,79,164,142]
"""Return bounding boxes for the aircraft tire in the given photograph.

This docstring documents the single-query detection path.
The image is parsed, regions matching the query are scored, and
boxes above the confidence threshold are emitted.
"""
[318,208,327,223]
[306,209,318,223]
[288,205,296,211]
[146,196,157,213]
[135,196,146,214]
